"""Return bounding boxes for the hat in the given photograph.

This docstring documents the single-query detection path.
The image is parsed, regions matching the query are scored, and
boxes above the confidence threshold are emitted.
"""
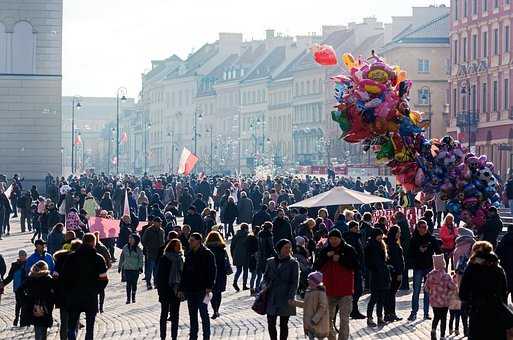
[18,249,27,257]
[307,271,323,286]
[328,229,342,239]
[34,239,46,246]
[432,254,446,270]
[275,239,291,252]
[295,236,306,247]
[458,227,475,238]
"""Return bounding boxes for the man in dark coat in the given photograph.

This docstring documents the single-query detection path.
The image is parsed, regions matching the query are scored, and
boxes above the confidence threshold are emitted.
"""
[252,204,272,228]
[197,178,211,203]
[481,207,503,248]
[192,193,207,215]
[237,192,254,224]
[343,221,366,319]
[141,217,165,290]
[184,206,206,236]
[230,224,249,291]
[60,233,108,340]
[496,225,513,301]
[272,209,293,247]
[179,233,216,340]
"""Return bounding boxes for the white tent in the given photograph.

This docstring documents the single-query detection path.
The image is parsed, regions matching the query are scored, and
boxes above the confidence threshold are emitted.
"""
[289,186,393,208]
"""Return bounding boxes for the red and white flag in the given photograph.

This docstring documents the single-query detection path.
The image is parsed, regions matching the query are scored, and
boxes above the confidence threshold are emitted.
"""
[74,134,82,145]
[121,132,128,144]
[123,189,130,216]
[178,147,199,176]
[3,184,13,199]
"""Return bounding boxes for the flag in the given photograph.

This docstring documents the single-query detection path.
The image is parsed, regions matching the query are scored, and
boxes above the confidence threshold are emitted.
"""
[121,132,128,144]
[74,134,82,145]
[123,189,130,216]
[3,184,12,199]
[178,147,199,176]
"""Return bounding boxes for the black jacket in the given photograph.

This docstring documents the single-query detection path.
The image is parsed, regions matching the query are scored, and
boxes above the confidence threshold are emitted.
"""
[272,217,293,246]
[387,242,405,275]
[19,273,55,327]
[496,231,513,291]
[252,209,272,227]
[365,239,390,291]
[408,231,441,270]
[482,214,503,248]
[314,240,359,272]
[180,245,216,293]
[184,213,206,236]
[343,231,364,268]
[257,229,275,272]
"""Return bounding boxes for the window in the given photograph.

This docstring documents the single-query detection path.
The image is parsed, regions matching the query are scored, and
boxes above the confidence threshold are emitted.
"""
[483,31,488,57]
[306,80,311,94]
[505,26,510,52]
[472,34,477,59]
[494,0,498,8]
[473,0,478,14]
[494,28,499,55]
[453,40,458,63]
[505,78,509,110]
[418,88,430,105]
[482,82,488,112]
[455,0,459,19]
[0,23,6,73]
[463,37,467,61]
[464,0,468,16]
[12,21,35,74]
[484,0,488,11]
[418,59,430,73]
[493,80,498,111]
[472,85,477,112]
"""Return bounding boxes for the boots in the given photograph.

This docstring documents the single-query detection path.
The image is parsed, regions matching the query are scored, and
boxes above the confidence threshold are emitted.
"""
[132,292,136,303]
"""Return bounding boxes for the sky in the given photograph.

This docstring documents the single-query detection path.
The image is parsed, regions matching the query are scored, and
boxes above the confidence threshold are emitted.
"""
[62,0,450,98]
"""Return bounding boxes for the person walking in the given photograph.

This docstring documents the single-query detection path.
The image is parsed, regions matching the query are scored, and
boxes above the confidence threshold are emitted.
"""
[342,221,366,319]
[179,233,216,340]
[26,240,55,275]
[119,233,144,304]
[247,225,260,295]
[448,270,467,337]
[256,221,275,291]
[506,175,513,216]
[439,214,458,270]
[237,192,254,224]
[205,231,230,319]
[231,223,249,292]
[315,229,359,340]
[252,204,272,228]
[18,261,55,339]
[424,254,456,340]
[220,196,237,240]
[184,206,206,237]
[2,249,28,326]
[272,209,293,247]
[142,217,165,290]
[46,223,65,255]
[395,211,411,290]
[263,239,299,340]
[60,233,108,340]
[157,238,184,340]
[384,225,404,322]
[83,192,99,218]
[407,220,441,321]
[365,228,390,327]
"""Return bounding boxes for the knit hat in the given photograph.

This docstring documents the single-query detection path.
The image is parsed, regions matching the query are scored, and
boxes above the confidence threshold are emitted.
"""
[432,254,446,270]
[295,236,306,247]
[18,249,27,257]
[275,239,291,253]
[328,228,342,239]
[307,271,323,286]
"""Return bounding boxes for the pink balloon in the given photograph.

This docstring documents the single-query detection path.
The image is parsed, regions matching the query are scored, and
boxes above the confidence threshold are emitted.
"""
[312,44,338,66]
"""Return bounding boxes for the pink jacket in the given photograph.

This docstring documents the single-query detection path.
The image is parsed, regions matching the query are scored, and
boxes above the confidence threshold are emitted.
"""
[424,269,456,308]
[448,273,462,310]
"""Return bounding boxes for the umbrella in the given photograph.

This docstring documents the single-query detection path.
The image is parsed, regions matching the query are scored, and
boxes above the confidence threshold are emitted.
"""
[289,186,393,208]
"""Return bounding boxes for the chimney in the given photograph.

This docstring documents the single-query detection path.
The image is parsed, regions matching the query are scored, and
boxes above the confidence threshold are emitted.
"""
[218,32,243,53]
[266,29,275,40]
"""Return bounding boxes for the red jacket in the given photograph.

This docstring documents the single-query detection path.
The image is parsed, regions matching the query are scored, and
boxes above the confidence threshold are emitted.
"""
[317,243,357,297]
[440,224,458,251]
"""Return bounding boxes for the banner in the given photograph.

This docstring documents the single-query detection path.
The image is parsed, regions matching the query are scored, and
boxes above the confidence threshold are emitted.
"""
[89,216,146,239]
[178,147,199,176]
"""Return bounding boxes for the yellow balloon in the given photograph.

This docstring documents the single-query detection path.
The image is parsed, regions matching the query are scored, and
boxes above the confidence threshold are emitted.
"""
[396,70,407,83]
[342,53,356,69]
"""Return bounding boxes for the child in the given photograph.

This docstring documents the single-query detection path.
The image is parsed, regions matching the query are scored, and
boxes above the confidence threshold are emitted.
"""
[424,254,456,340]
[448,268,468,337]
[294,271,329,340]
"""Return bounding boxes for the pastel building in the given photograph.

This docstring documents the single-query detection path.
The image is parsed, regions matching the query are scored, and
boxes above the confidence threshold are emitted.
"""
[448,0,513,177]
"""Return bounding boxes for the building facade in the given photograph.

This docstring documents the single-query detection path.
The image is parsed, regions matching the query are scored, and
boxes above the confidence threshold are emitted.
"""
[0,0,63,185]
[448,0,513,178]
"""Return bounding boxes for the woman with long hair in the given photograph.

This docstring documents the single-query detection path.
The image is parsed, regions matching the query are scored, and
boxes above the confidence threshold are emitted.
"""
[205,230,231,319]
[439,213,458,270]
[137,191,149,222]
[156,238,184,340]
[384,225,405,322]
[119,233,143,304]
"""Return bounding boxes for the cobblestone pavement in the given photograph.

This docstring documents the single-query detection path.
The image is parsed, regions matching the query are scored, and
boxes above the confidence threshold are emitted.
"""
[0,219,467,339]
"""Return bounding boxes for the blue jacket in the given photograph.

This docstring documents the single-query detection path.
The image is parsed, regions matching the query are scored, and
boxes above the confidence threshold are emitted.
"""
[3,260,27,291]
[25,251,55,274]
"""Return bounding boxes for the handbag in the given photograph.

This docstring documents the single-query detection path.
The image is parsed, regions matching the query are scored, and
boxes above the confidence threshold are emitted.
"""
[33,302,48,318]
[251,288,268,315]
[225,254,233,275]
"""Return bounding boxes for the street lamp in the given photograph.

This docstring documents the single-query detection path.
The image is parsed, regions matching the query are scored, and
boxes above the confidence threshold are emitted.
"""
[457,82,478,149]
[193,108,203,155]
[205,127,214,175]
[108,128,115,174]
[420,86,432,138]
[145,122,151,174]
[71,96,81,173]
[116,87,128,174]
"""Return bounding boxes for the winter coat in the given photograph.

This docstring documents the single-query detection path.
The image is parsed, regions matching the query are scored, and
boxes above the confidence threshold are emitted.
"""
[237,197,254,224]
[460,253,509,340]
[46,230,64,254]
[342,231,364,270]
[315,241,358,297]
[180,245,216,294]
[408,231,441,270]
[83,197,98,217]
[116,222,132,249]
[141,226,165,260]
[156,251,184,303]
[496,231,513,291]
[206,242,229,292]
[448,274,462,310]
[482,214,503,248]
[119,245,143,271]
[40,209,61,235]
[221,202,238,224]
[295,286,330,338]
[183,213,206,236]
[439,224,458,252]
[387,242,405,275]
[26,251,55,275]
[230,229,249,267]
[252,209,272,227]
[424,269,456,308]
[19,272,55,327]
[264,256,299,316]
[3,260,27,292]
[96,241,112,269]
[100,197,114,212]
[272,217,293,246]
[257,229,275,273]
[397,218,411,264]
[365,239,391,291]
[452,234,475,270]
[247,234,259,271]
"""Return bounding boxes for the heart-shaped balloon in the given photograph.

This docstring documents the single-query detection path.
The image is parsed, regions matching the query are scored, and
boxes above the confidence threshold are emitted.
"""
[311,44,338,66]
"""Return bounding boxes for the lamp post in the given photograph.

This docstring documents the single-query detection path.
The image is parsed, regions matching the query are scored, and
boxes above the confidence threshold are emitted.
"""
[108,128,115,174]
[71,96,81,173]
[420,86,432,139]
[458,81,477,149]
[144,122,151,174]
[78,132,84,172]
[116,87,128,174]
[193,108,203,155]
[206,127,214,175]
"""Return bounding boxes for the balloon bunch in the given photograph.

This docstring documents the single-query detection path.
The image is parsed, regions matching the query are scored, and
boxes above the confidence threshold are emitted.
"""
[313,48,500,228]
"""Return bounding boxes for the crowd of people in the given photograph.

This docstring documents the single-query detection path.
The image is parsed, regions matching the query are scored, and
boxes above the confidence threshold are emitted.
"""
[0,171,511,340]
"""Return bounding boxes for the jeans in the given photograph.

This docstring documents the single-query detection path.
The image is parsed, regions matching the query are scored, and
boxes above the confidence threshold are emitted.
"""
[367,289,386,320]
[411,269,430,317]
[60,308,69,340]
[223,223,234,239]
[267,315,290,340]
[160,297,181,340]
[14,290,22,324]
[255,270,263,292]
[211,290,222,314]
[20,210,31,232]
[145,258,157,286]
[68,310,96,340]
[125,269,139,301]
[352,270,363,313]
[34,325,48,340]
[233,265,248,287]
[328,296,352,340]
[249,270,257,290]
[432,307,449,337]
[186,291,210,340]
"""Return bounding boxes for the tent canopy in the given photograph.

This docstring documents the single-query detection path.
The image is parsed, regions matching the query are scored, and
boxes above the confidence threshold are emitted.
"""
[289,186,393,208]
